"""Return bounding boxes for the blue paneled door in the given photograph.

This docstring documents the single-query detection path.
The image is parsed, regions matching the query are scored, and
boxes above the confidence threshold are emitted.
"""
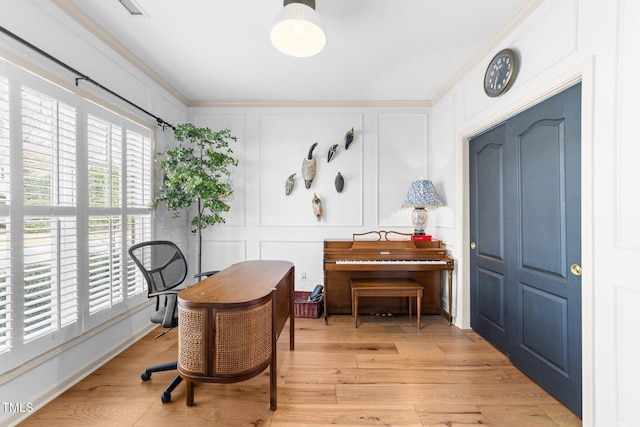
[469,84,582,416]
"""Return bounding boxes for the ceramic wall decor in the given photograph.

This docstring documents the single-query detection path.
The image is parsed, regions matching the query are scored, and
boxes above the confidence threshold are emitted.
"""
[344,128,355,149]
[327,144,338,162]
[335,171,344,193]
[285,173,296,195]
[301,142,318,189]
[312,193,323,221]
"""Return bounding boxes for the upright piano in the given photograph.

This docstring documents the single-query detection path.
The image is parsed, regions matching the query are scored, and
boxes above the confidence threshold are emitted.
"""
[323,230,454,324]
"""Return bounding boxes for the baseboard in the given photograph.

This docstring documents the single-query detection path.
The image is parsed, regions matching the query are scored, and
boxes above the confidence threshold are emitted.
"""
[1,313,156,426]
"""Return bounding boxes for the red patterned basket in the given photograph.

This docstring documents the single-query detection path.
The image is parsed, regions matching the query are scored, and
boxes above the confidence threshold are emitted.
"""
[294,291,323,319]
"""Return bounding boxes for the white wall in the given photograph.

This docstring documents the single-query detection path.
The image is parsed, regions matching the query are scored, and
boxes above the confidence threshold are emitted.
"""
[189,108,430,291]
[429,0,640,425]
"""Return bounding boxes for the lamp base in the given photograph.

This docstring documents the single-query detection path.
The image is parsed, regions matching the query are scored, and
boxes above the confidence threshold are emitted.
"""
[411,207,428,236]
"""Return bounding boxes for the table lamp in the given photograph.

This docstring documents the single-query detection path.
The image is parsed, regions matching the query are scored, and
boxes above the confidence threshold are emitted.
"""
[401,179,445,236]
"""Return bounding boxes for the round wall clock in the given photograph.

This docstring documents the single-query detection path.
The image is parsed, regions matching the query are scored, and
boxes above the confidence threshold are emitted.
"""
[483,48,519,97]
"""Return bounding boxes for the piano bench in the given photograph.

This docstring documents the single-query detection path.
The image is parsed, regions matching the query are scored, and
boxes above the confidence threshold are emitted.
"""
[350,279,423,329]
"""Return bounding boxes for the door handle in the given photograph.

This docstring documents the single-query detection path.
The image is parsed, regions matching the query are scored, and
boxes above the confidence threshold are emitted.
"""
[570,264,582,276]
[470,242,476,250]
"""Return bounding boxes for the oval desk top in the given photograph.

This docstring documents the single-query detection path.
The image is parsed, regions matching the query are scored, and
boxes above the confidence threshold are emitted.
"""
[178,260,294,308]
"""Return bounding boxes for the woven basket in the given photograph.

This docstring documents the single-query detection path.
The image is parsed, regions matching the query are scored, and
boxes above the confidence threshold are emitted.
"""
[294,291,323,318]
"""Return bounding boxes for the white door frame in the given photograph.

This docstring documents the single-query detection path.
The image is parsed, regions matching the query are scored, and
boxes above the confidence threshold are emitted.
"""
[455,58,595,425]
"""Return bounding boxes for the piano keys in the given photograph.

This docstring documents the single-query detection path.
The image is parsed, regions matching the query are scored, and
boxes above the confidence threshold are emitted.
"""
[323,230,454,324]
[336,259,448,265]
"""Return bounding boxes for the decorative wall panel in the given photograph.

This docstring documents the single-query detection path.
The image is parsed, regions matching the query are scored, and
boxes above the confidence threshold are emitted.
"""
[199,239,246,273]
[616,0,640,248]
[259,113,363,226]
[377,113,427,227]
[261,240,323,290]
[616,285,640,426]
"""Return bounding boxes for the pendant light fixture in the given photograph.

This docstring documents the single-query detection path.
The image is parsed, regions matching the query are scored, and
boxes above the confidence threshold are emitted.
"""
[271,0,327,58]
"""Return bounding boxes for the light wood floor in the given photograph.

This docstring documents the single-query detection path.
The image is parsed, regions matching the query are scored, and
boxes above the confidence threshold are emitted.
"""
[19,313,582,426]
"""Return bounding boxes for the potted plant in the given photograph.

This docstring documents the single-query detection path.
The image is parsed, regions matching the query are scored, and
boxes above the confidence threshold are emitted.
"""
[153,123,238,274]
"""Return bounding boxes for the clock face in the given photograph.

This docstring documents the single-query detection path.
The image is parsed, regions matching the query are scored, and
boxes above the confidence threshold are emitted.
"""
[484,49,519,97]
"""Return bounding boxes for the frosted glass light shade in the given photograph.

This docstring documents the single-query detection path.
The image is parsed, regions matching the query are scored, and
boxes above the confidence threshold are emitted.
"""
[271,2,326,57]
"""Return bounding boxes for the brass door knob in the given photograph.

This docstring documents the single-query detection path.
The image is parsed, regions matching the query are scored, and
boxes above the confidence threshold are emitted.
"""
[470,242,476,249]
[570,264,582,276]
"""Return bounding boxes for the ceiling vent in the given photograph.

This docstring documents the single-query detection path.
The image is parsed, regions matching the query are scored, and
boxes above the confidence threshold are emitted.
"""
[118,0,145,16]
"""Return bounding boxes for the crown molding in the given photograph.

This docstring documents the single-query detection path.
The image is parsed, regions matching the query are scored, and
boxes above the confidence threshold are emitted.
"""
[188,99,431,109]
[53,0,539,109]
[431,0,545,104]
[51,0,189,106]
[50,1,431,109]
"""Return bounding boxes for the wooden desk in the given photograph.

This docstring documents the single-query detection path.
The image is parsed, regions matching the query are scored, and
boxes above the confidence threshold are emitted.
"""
[351,279,423,328]
[177,260,294,410]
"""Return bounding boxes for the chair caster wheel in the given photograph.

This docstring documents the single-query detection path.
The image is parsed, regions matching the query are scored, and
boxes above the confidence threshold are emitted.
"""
[161,391,171,403]
[141,372,151,381]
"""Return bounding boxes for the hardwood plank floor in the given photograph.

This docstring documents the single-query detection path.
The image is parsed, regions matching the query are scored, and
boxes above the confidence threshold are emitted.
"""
[19,314,581,426]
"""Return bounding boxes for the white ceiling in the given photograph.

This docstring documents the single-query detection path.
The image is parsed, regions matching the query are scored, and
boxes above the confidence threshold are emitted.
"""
[58,0,534,105]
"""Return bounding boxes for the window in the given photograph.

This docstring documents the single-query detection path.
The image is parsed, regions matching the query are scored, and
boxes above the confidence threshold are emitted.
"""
[0,73,10,355]
[23,217,77,342]
[87,115,123,315]
[0,219,9,355]
[125,129,152,298]
[0,59,153,373]
[22,85,78,343]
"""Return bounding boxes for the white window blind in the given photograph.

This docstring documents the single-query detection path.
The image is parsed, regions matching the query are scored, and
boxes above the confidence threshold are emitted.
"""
[126,214,151,297]
[23,217,77,342]
[87,114,123,315]
[124,129,152,297]
[88,215,123,314]
[126,130,152,209]
[21,84,78,343]
[0,74,9,205]
[0,74,10,356]
[0,59,155,373]
[88,115,122,208]
[0,218,10,355]
[22,86,76,207]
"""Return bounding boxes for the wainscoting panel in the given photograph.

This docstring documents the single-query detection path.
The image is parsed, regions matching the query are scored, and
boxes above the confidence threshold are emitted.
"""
[261,240,324,291]
[377,113,427,227]
[259,113,363,227]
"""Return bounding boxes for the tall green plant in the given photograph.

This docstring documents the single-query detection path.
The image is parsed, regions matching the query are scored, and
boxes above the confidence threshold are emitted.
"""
[153,123,238,273]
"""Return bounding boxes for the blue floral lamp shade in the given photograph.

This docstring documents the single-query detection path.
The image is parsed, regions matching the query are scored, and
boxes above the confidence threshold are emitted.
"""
[401,179,445,235]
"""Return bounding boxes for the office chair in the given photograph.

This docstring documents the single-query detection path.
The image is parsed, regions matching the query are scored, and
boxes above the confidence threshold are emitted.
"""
[128,240,218,403]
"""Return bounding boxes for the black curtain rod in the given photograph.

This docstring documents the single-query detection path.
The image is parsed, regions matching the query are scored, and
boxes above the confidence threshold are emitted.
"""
[0,25,175,131]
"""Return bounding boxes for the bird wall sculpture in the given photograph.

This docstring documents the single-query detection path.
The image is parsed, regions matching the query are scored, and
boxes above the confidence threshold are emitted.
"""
[327,144,338,162]
[285,173,296,195]
[344,128,355,149]
[301,142,318,189]
[335,172,344,193]
[312,193,323,221]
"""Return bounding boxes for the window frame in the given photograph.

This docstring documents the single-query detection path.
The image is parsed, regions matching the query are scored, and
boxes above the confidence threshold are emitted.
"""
[0,58,154,374]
